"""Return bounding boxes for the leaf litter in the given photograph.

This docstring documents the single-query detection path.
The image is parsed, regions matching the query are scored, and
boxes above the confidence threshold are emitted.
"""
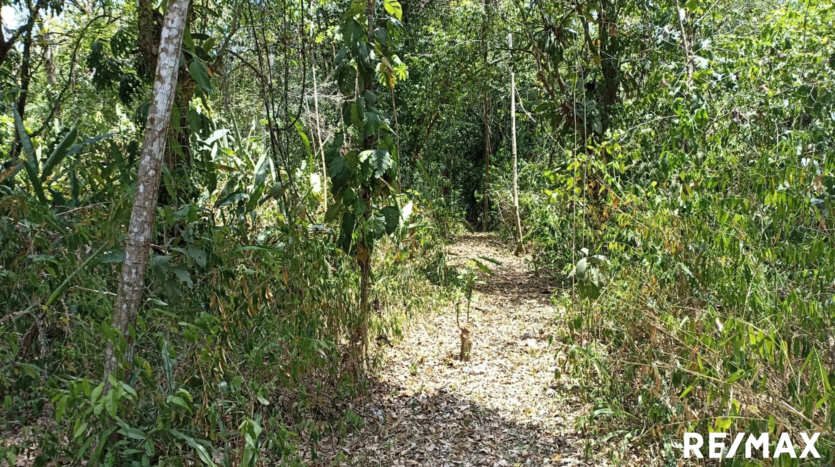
[302,234,657,466]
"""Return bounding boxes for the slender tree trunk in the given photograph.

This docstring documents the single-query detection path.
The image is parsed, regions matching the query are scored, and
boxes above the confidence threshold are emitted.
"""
[509,33,524,255]
[104,0,191,382]
[137,0,160,79]
[674,0,693,82]
[44,30,60,120]
[350,0,377,376]
[9,15,38,161]
[16,18,36,121]
[481,0,490,232]
[310,33,327,207]
[482,93,490,232]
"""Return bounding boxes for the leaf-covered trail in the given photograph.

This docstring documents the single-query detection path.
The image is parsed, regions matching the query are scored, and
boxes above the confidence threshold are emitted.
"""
[311,234,593,466]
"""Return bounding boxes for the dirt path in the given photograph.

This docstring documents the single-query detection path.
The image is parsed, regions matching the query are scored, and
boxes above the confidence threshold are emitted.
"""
[310,234,596,466]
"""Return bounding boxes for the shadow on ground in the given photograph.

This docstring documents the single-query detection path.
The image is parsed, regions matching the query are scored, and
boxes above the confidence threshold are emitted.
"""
[302,380,585,467]
[299,234,591,467]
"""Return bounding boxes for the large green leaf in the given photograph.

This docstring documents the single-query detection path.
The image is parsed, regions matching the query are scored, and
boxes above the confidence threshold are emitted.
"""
[12,108,34,162]
[345,0,364,17]
[12,108,47,203]
[41,126,78,182]
[325,133,344,165]
[187,244,207,268]
[384,0,403,20]
[324,198,344,223]
[368,211,387,239]
[337,65,357,96]
[189,59,212,93]
[329,156,350,192]
[172,266,194,287]
[338,212,356,253]
[380,206,400,235]
[342,19,365,52]
[22,159,47,204]
[364,110,384,137]
[358,148,392,179]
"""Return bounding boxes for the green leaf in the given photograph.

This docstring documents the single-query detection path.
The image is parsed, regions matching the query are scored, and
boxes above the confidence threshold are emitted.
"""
[167,395,192,413]
[232,244,285,254]
[169,429,218,467]
[478,256,502,265]
[116,418,147,440]
[346,0,364,17]
[105,387,118,417]
[41,126,78,182]
[380,206,400,235]
[13,107,34,160]
[90,382,104,407]
[325,199,344,223]
[172,267,193,287]
[215,191,248,207]
[187,244,207,268]
[325,133,344,165]
[368,211,387,239]
[384,0,403,20]
[189,59,212,92]
[329,157,350,193]
[684,0,698,10]
[88,426,118,466]
[337,65,357,96]
[101,250,125,264]
[54,395,67,423]
[73,422,88,439]
[471,259,493,275]
[150,255,172,275]
[295,121,312,157]
[188,108,203,134]
[358,148,392,179]
[349,102,364,128]
[47,241,111,306]
[111,142,132,185]
[364,110,384,136]
[183,27,195,53]
[338,212,356,253]
[342,19,365,52]
[23,158,48,205]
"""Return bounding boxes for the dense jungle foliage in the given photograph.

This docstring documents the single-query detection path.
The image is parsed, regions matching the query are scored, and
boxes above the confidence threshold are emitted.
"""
[1,0,835,464]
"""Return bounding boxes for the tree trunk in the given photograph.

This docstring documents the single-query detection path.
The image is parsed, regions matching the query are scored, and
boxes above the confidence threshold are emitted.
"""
[16,16,36,121]
[351,0,377,376]
[482,94,490,232]
[137,0,160,79]
[310,34,327,208]
[104,0,191,382]
[509,33,524,256]
[9,14,38,161]
[481,0,491,232]
[44,29,60,120]
[674,0,693,83]
[597,0,620,133]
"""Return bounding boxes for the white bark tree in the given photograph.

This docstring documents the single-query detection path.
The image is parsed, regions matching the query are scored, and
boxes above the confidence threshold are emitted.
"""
[509,33,524,255]
[104,0,191,381]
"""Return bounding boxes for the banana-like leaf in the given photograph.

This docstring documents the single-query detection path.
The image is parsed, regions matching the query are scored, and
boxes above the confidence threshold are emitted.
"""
[12,108,47,204]
[22,159,47,204]
[12,108,34,162]
[41,126,78,182]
